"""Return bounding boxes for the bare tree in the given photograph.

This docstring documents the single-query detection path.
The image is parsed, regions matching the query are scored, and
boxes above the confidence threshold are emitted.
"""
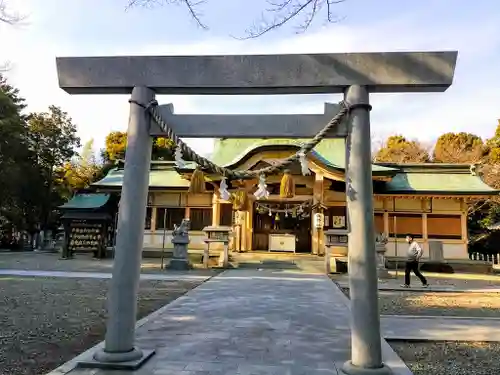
[0,1,26,72]
[0,0,22,24]
[0,61,11,73]
[127,0,345,38]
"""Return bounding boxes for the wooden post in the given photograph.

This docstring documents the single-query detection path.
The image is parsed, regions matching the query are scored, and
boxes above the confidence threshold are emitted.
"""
[203,242,210,268]
[151,207,157,246]
[245,181,255,252]
[312,173,324,255]
[422,212,428,256]
[325,245,331,274]
[461,199,468,245]
[212,193,221,226]
[383,211,389,237]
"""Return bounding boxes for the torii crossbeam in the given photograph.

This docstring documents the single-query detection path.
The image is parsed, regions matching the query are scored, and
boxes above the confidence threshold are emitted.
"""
[56,51,457,375]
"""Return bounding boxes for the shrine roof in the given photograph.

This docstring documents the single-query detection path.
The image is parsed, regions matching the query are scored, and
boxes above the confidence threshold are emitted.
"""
[210,138,398,174]
[92,161,190,189]
[59,193,110,209]
[376,164,499,195]
[89,149,500,196]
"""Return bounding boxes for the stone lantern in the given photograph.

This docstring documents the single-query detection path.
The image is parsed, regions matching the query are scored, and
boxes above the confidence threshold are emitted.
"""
[202,226,232,268]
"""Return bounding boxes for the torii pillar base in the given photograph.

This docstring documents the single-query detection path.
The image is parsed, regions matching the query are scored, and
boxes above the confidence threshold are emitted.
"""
[341,361,393,375]
[78,348,155,371]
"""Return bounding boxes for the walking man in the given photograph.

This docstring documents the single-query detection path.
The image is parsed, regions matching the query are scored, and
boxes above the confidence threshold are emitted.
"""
[402,234,428,288]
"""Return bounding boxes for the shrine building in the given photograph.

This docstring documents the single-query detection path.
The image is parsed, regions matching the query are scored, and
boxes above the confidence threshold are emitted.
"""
[86,138,498,261]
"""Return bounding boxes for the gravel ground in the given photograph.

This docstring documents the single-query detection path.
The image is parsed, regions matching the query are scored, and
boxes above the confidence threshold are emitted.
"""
[390,341,500,375]
[339,287,500,318]
[0,251,219,274]
[0,275,203,375]
[378,290,500,317]
[337,279,500,374]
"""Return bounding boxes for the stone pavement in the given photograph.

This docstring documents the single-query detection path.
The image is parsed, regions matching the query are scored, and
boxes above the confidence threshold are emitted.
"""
[0,269,209,281]
[48,270,412,375]
[381,315,500,341]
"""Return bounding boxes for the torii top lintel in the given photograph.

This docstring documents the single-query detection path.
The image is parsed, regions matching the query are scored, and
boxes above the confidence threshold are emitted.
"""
[56,51,457,95]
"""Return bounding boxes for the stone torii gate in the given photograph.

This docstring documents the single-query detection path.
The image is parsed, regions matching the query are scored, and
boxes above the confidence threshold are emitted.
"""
[56,51,457,374]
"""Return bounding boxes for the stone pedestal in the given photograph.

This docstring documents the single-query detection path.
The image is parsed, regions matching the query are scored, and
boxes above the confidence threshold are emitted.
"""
[168,219,191,271]
[219,242,229,268]
[375,243,391,279]
[169,238,190,270]
[325,246,332,274]
[203,243,210,268]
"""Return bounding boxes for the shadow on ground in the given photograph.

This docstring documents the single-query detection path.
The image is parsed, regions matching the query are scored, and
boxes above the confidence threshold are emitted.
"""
[0,276,202,375]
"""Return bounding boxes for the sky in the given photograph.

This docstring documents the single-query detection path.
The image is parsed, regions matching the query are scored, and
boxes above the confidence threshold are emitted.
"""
[1,0,500,156]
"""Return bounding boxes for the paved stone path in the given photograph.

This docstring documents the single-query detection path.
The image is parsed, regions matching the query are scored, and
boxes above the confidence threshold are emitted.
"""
[48,270,412,375]
[381,315,500,341]
[0,269,209,281]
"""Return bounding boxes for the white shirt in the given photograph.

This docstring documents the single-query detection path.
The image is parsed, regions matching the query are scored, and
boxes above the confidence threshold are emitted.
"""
[407,240,423,260]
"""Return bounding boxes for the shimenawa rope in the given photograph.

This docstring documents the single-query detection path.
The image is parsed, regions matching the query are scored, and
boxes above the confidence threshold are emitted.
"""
[130,99,351,180]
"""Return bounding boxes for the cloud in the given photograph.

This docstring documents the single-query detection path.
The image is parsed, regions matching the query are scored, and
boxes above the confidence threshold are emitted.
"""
[2,0,500,159]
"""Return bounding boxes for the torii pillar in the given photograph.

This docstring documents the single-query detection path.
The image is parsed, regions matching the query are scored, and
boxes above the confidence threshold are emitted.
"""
[56,51,457,373]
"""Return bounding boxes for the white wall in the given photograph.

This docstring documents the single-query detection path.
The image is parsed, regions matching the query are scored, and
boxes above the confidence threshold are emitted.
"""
[386,240,468,260]
[142,230,224,251]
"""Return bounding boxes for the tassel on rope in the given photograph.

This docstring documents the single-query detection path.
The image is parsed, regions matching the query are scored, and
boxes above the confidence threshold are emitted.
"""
[254,174,270,200]
[219,178,231,201]
[174,146,187,168]
[298,151,310,176]
[188,166,206,194]
[280,169,295,198]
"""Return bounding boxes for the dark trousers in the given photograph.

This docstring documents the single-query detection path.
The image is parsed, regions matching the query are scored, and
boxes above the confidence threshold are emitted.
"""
[405,260,427,285]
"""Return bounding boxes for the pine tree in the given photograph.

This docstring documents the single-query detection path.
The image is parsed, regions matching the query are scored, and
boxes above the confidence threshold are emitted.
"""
[0,74,36,231]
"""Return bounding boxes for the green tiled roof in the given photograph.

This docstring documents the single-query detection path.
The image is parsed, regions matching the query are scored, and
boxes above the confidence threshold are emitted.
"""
[92,162,190,189]
[90,149,500,196]
[59,193,110,209]
[210,138,398,173]
[382,170,498,195]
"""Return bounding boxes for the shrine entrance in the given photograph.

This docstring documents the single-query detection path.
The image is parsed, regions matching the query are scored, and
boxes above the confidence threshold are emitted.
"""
[56,51,457,374]
[253,201,312,253]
